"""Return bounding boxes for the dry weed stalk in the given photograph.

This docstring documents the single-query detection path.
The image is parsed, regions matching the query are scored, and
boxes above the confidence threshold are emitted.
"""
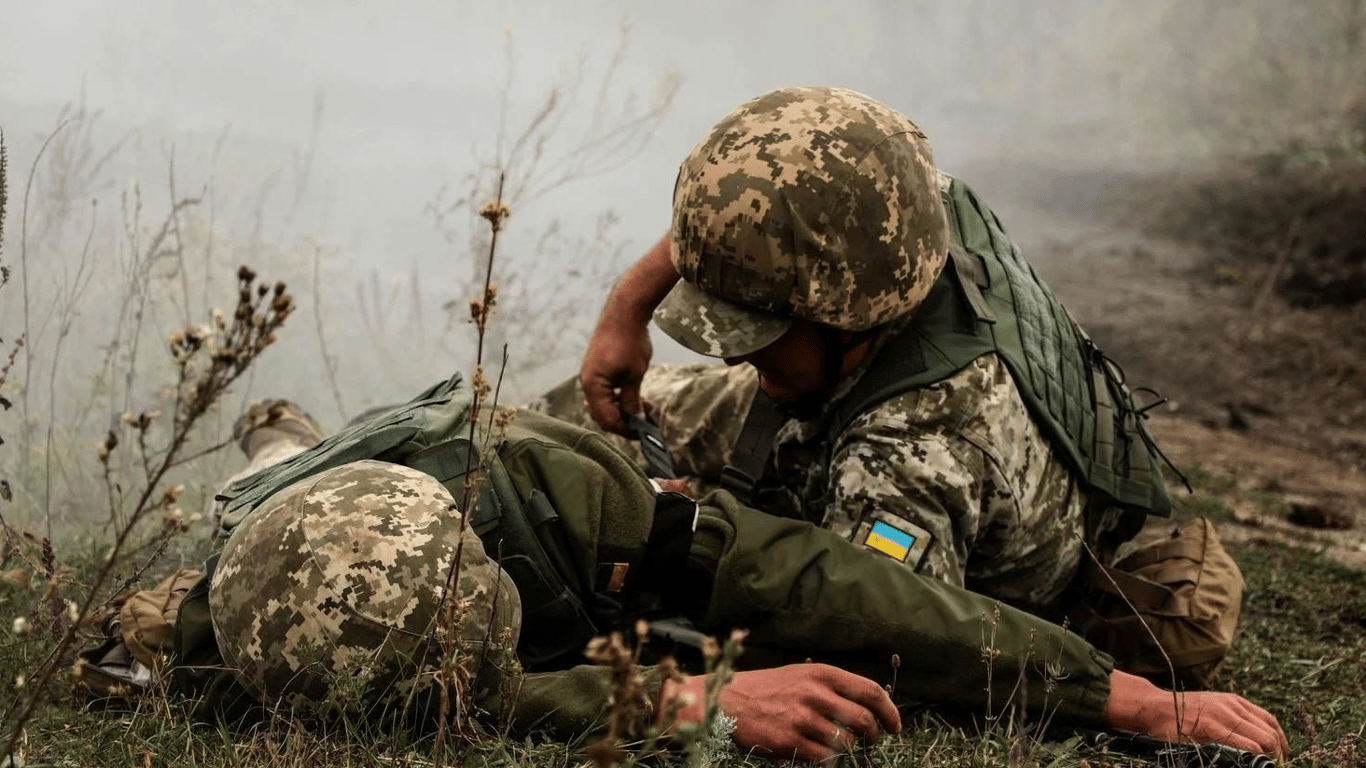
[429,174,516,766]
[0,264,292,764]
[678,630,745,768]
[582,622,700,768]
[1,128,9,285]
[1,131,16,509]
[584,628,647,767]
[411,24,678,390]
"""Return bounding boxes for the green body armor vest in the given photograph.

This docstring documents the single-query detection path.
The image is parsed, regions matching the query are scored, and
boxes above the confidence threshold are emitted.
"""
[727,177,1172,531]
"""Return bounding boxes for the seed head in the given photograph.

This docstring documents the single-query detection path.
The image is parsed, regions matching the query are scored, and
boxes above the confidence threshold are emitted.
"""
[478,201,511,231]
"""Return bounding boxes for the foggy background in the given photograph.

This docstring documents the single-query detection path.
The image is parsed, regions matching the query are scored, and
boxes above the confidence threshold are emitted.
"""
[2,0,1359,529]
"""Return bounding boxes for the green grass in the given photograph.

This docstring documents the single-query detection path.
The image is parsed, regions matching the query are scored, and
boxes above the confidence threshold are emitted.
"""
[1173,493,1234,523]
[1226,545,1366,759]
[2,534,1363,767]
[1169,462,1299,523]
[1166,463,1238,522]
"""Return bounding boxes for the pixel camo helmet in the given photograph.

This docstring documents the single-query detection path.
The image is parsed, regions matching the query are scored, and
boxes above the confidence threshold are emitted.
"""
[210,460,521,718]
[655,85,951,358]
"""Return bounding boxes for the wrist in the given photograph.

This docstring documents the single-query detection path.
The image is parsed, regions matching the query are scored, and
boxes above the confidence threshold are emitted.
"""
[1102,669,1158,730]
[657,674,706,734]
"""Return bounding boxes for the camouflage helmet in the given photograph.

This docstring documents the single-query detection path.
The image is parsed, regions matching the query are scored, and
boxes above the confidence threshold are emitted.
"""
[209,460,521,718]
[654,86,951,358]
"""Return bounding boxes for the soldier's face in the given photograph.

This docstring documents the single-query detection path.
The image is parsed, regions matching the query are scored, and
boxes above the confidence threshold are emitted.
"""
[723,320,840,410]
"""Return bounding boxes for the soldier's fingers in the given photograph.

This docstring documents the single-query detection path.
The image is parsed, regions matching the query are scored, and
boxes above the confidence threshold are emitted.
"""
[820,666,901,735]
[1244,699,1289,758]
[617,383,645,424]
[1231,699,1289,759]
[823,723,859,754]
[788,719,851,763]
[582,378,629,435]
[1201,697,1288,759]
[819,699,884,744]
[1194,709,1286,760]
[1237,715,1289,760]
[1219,726,1283,761]
[1273,718,1290,759]
[787,737,841,765]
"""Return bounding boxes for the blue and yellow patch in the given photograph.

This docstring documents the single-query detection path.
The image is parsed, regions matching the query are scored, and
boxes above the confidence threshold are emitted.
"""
[864,520,917,563]
[855,515,933,570]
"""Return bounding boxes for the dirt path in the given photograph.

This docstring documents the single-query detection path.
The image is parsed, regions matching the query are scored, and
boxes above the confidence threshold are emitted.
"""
[1149,414,1366,568]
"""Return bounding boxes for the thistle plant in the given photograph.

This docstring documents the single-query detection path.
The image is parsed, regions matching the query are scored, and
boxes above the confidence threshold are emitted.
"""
[0,264,293,764]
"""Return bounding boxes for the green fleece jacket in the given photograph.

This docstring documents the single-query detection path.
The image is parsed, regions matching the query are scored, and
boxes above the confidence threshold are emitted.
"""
[484,410,1113,739]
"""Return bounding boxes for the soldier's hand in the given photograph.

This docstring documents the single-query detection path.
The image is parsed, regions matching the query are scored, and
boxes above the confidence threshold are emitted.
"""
[661,664,900,763]
[581,232,677,436]
[580,311,653,436]
[1103,669,1289,761]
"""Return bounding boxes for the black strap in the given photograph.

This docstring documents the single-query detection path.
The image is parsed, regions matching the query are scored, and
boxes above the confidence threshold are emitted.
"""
[410,445,601,670]
[627,412,677,479]
[720,390,786,506]
[633,491,698,596]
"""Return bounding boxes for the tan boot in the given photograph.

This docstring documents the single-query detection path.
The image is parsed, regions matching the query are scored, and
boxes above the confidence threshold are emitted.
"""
[233,399,325,461]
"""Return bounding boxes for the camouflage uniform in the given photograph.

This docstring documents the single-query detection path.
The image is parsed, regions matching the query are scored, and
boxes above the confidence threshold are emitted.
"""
[535,87,1092,617]
[197,87,1127,741]
[536,351,1087,616]
[202,392,1115,741]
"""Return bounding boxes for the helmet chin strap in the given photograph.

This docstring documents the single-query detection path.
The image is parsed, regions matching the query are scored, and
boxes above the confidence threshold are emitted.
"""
[780,326,878,420]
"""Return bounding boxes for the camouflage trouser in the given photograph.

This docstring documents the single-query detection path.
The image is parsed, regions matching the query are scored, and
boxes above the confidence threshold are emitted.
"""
[529,361,1090,619]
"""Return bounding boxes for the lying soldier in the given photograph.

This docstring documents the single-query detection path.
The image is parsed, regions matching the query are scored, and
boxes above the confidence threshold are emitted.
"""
[162,374,1287,763]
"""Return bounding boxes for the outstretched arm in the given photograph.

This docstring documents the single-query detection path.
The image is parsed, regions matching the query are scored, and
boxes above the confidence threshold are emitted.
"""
[1104,669,1288,761]
[580,231,677,435]
[686,494,1289,760]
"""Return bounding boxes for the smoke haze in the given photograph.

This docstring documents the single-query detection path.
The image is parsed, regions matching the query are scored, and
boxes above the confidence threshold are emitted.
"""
[1,0,1357,528]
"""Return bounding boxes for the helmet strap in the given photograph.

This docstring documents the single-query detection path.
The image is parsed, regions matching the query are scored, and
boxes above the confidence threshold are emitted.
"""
[820,325,879,394]
[819,326,850,393]
[774,324,880,420]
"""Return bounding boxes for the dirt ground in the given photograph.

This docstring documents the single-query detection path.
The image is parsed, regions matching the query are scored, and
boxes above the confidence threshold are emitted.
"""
[978,157,1366,568]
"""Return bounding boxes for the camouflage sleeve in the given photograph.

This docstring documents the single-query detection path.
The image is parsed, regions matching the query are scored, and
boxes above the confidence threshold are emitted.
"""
[497,665,665,741]
[687,489,1114,725]
[822,355,1086,614]
[528,363,758,489]
[641,363,756,482]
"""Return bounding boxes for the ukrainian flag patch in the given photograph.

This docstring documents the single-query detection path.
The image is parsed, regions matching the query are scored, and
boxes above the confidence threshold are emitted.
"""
[855,514,933,571]
[865,520,916,562]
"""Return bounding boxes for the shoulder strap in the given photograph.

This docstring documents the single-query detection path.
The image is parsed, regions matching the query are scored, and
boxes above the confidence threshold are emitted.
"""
[718,390,786,507]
